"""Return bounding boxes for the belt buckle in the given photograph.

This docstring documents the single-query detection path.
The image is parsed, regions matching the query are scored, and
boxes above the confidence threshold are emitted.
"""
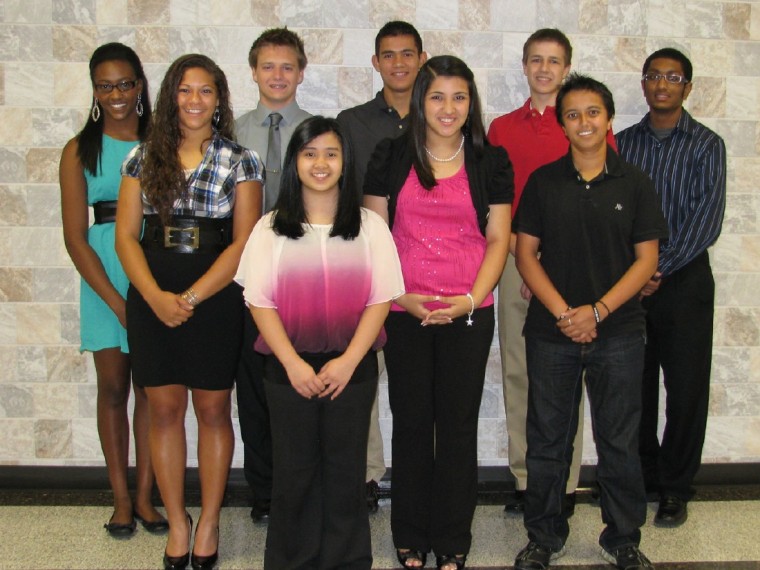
[164,225,200,249]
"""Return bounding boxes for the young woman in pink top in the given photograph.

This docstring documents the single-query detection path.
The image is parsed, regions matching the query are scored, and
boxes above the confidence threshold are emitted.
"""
[364,55,513,570]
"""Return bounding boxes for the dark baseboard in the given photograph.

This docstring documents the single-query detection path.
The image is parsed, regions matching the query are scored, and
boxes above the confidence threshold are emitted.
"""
[1,463,758,507]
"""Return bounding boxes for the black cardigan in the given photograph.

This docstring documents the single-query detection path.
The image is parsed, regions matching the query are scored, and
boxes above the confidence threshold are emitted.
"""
[363,133,514,235]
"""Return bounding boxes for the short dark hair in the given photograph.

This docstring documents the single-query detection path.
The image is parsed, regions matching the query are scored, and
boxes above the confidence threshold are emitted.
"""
[522,28,572,66]
[374,20,423,57]
[555,73,615,126]
[409,55,486,190]
[248,27,307,70]
[642,47,693,82]
[272,116,361,240]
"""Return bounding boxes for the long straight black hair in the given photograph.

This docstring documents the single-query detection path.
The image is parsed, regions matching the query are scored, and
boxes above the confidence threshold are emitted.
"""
[272,116,361,240]
[76,42,151,176]
[409,55,486,190]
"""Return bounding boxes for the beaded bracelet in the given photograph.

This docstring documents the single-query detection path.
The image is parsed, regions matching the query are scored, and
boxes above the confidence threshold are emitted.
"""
[465,293,475,326]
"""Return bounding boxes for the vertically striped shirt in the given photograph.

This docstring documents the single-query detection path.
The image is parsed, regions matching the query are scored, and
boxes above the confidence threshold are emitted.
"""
[616,109,726,277]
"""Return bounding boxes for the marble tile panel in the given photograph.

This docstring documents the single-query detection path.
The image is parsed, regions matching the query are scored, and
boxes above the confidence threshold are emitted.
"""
[723,4,750,40]
[16,346,48,382]
[16,303,61,345]
[0,108,33,147]
[536,0,580,33]
[689,39,733,77]
[463,32,503,69]
[485,67,529,114]
[417,0,458,30]
[32,384,79,418]
[572,35,617,73]
[459,0,490,32]
[423,30,464,59]
[206,0,251,25]
[703,416,758,459]
[714,119,758,158]
[605,72,649,117]
[52,26,97,63]
[167,26,218,61]
[477,417,507,462]
[726,77,760,120]
[722,193,757,234]
[0,305,17,345]
[479,382,503,419]
[281,0,321,27]
[96,0,128,25]
[0,268,32,302]
[32,109,84,148]
[712,383,760,416]
[3,0,52,23]
[250,0,283,28]
[77,383,97,418]
[0,347,17,383]
[752,4,760,41]
[711,235,743,272]
[0,385,33,417]
[688,77,726,118]
[0,419,35,458]
[0,186,27,226]
[298,65,340,110]
[26,185,62,228]
[607,0,647,36]
[716,273,760,307]
[686,0,725,39]
[337,66,373,109]
[716,307,760,347]
[302,28,343,65]
[167,0,197,25]
[738,235,760,273]
[16,24,54,62]
[340,28,374,67]
[133,28,170,66]
[489,0,536,33]
[5,63,55,107]
[0,28,20,61]
[734,41,760,77]
[127,0,169,25]
[60,304,81,347]
[647,0,687,38]
[54,63,91,109]
[500,32,526,71]
[579,0,609,35]
[614,37,647,73]
[216,27,259,66]
[95,27,137,49]
[45,346,88,383]
[53,0,96,24]
[712,347,753,384]
[226,63,258,112]
[328,0,370,29]
[368,0,416,29]
[34,419,73,458]
[25,148,61,184]
[71,418,102,459]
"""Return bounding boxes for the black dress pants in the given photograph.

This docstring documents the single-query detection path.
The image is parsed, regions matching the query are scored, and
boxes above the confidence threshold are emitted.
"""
[639,252,714,500]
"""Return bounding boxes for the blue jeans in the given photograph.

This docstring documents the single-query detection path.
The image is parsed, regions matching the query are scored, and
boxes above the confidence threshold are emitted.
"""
[524,333,647,552]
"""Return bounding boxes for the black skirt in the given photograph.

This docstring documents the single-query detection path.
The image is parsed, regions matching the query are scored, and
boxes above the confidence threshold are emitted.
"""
[126,247,244,390]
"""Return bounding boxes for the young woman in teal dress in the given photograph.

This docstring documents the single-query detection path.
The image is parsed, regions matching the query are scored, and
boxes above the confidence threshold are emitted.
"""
[60,43,166,537]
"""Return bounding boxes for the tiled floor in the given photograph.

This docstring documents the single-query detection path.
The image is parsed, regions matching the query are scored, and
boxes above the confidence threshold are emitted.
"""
[1,495,760,569]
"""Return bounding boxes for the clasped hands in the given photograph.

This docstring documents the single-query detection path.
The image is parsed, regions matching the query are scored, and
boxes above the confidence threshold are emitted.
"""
[286,355,356,400]
[149,290,195,328]
[395,293,472,326]
[556,305,597,344]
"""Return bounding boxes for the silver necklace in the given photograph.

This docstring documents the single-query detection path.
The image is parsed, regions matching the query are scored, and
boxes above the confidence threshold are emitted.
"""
[425,135,465,162]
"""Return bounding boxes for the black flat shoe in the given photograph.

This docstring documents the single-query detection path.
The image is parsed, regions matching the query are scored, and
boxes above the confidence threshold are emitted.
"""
[436,554,466,570]
[397,548,427,568]
[191,526,219,570]
[164,513,193,570]
[135,509,170,533]
[103,513,136,538]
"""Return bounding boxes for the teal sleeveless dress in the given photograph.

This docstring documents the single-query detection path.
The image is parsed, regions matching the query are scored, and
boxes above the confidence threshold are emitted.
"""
[80,135,136,353]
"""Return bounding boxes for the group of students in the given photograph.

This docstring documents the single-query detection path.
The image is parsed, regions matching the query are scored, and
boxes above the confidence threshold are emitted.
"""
[59,18,725,570]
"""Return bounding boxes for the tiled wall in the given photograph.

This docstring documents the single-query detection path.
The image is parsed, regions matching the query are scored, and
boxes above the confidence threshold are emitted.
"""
[1,0,759,469]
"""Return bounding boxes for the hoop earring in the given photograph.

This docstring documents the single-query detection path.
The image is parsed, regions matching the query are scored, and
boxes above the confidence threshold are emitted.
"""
[91,97,100,122]
[213,107,220,127]
[136,93,144,117]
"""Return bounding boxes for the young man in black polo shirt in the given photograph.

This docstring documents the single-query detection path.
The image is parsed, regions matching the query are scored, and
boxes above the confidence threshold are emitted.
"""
[513,74,667,570]
[336,20,427,513]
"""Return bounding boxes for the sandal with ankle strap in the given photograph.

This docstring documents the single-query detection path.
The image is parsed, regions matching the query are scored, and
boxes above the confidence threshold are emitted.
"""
[436,553,466,570]
[397,548,427,568]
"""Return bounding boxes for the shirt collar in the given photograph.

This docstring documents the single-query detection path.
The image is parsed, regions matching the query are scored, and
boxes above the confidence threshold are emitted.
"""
[640,107,695,138]
[371,90,403,118]
[561,145,625,180]
[252,99,304,126]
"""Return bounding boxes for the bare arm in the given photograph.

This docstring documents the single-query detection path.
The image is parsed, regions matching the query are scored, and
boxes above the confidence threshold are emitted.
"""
[60,139,127,327]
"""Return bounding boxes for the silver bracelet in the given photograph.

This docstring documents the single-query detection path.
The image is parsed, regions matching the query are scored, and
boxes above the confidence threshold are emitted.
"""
[181,287,200,307]
[465,292,475,326]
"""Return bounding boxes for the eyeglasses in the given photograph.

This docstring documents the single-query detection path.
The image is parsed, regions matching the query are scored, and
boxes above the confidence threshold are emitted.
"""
[94,80,138,94]
[641,72,689,85]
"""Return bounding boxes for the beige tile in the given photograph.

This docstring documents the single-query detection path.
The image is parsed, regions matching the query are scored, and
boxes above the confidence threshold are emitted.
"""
[0,187,28,227]
[723,2,751,40]
[25,148,61,184]
[127,0,170,25]
[688,77,726,118]
[423,30,464,59]
[45,347,89,382]
[34,419,73,458]
[0,268,32,302]
[0,419,35,458]
[96,0,128,24]
[0,305,18,346]
[16,304,61,345]
[302,28,343,65]
[54,62,91,107]
[459,0,490,31]
[579,0,609,35]
[250,0,283,28]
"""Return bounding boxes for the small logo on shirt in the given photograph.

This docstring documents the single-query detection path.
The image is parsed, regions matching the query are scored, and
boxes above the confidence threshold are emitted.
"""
[615,203,623,211]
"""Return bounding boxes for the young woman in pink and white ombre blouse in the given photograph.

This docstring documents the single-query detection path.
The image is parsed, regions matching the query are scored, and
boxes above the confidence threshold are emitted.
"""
[235,116,404,570]
[364,55,513,570]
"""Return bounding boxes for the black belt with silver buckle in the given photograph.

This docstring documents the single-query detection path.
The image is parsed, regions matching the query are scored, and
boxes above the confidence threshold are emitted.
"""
[93,200,118,224]
[140,215,233,254]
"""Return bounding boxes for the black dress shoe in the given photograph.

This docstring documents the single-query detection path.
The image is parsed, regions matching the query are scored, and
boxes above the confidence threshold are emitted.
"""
[164,513,192,570]
[504,490,525,514]
[135,509,170,534]
[103,513,137,538]
[191,526,219,570]
[654,495,687,527]
[250,501,270,525]
[366,479,379,513]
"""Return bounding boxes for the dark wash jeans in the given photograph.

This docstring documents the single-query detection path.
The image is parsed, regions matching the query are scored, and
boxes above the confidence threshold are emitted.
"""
[524,333,647,552]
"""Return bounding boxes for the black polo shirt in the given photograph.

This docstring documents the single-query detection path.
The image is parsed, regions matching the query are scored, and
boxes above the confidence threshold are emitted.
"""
[336,90,409,192]
[514,147,668,342]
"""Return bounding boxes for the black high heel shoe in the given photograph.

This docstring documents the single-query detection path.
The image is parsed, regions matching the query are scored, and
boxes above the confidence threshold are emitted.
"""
[163,513,193,570]
[191,525,219,570]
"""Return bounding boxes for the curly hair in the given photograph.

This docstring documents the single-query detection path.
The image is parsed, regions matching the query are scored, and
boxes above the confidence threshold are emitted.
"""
[141,54,235,225]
